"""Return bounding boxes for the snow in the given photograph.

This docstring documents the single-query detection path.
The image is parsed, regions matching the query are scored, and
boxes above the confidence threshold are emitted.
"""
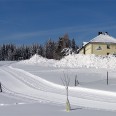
[90,34,116,43]
[83,42,88,46]
[18,54,56,67]
[61,48,73,56]
[2,64,116,112]
[54,54,116,69]
[1,54,116,115]
[1,101,115,116]
[19,54,116,70]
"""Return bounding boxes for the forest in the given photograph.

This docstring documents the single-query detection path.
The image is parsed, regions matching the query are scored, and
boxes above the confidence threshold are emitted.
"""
[0,34,79,61]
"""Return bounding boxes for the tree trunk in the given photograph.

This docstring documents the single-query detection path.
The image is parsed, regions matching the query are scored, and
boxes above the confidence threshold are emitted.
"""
[66,98,71,112]
[66,87,71,111]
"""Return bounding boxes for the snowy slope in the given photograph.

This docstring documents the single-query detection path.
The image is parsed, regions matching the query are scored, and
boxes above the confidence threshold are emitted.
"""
[0,64,116,111]
[1,54,116,114]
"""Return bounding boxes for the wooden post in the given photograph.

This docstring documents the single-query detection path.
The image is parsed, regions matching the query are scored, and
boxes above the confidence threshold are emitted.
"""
[0,82,2,92]
[75,75,79,86]
[107,71,108,85]
[75,75,77,86]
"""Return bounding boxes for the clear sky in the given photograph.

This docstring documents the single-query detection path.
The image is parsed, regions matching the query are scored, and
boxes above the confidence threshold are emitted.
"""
[0,0,116,46]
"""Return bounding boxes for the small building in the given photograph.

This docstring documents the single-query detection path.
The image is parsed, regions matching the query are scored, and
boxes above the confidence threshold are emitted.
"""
[79,32,116,55]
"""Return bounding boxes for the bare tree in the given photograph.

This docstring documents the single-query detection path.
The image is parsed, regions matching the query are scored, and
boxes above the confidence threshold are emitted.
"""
[61,72,71,112]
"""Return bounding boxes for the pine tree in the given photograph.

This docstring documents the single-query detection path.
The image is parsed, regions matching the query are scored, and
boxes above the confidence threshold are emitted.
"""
[0,34,79,61]
[71,38,76,51]
[44,39,55,59]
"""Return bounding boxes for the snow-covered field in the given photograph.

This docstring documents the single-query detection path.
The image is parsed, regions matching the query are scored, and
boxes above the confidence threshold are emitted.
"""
[1,54,116,116]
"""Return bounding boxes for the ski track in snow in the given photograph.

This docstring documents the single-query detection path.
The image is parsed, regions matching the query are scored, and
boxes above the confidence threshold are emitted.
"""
[1,65,116,111]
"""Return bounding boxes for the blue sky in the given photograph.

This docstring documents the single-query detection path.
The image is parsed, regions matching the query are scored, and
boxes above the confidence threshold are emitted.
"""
[0,0,116,45]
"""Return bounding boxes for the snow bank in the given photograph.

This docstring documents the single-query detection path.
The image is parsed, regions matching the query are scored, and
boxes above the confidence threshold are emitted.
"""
[19,54,56,67]
[54,54,116,69]
[19,54,116,69]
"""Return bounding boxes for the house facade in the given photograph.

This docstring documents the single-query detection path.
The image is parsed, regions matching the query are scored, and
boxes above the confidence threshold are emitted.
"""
[79,32,116,55]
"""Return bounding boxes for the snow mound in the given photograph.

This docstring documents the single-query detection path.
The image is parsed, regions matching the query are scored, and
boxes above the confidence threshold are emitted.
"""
[19,54,116,69]
[54,54,116,69]
[19,54,56,66]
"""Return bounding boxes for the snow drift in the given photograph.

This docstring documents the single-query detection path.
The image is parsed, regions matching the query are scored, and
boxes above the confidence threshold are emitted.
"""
[54,54,116,69]
[19,54,56,66]
[19,54,116,69]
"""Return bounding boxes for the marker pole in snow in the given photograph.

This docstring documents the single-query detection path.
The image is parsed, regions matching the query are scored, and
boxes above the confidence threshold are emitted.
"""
[75,75,77,86]
[107,71,108,85]
[0,82,2,92]
[75,75,79,86]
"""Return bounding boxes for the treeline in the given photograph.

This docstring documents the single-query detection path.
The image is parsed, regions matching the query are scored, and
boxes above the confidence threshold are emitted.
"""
[0,34,78,61]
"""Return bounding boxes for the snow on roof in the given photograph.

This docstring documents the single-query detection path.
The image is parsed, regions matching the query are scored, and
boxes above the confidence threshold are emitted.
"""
[83,42,88,46]
[89,33,116,43]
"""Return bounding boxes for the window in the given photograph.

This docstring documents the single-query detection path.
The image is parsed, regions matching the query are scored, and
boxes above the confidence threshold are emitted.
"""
[96,46,102,50]
[107,44,110,49]
[113,52,116,56]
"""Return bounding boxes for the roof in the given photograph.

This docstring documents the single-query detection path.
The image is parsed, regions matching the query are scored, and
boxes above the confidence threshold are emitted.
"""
[89,33,116,44]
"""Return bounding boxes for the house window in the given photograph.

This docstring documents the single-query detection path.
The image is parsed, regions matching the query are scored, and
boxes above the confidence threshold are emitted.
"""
[107,44,110,49]
[113,52,116,56]
[96,46,102,50]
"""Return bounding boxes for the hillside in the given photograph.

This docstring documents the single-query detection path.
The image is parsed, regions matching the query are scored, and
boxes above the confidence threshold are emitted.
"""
[1,54,116,115]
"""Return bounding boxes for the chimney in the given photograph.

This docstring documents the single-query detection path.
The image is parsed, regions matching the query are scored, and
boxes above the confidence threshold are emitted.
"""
[98,32,102,35]
[105,32,108,35]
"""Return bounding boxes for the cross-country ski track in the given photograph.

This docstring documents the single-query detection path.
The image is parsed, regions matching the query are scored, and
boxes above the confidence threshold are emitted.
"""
[0,65,116,111]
